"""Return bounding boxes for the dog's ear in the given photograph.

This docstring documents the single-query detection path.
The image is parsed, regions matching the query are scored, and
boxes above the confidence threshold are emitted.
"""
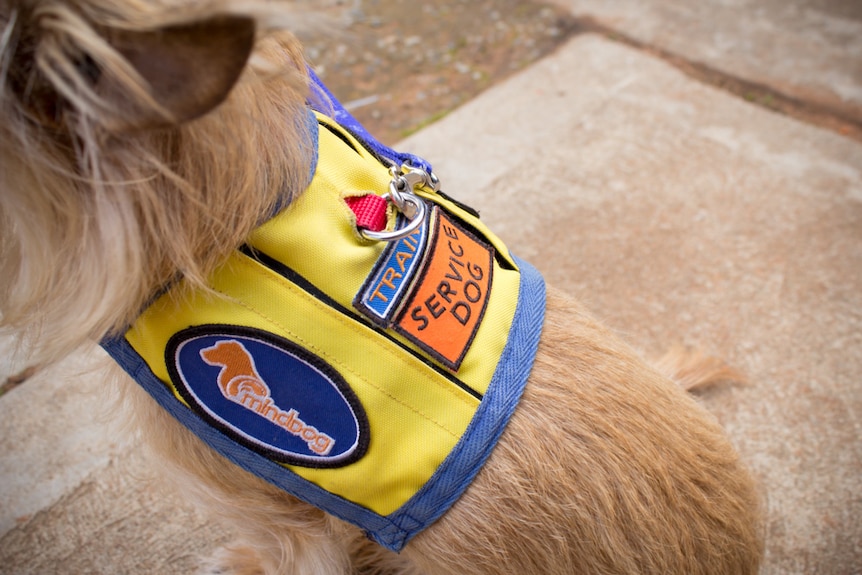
[98,15,256,131]
[7,10,256,132]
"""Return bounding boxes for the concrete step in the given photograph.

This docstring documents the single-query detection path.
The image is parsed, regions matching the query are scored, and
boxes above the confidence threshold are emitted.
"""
[549,0,862,130]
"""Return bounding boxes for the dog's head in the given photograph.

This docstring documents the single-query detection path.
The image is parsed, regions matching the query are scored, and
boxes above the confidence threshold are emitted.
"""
[0,1,318,361]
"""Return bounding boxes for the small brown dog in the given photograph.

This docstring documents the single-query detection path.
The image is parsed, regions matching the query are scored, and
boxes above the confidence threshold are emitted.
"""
[0,1,763,573]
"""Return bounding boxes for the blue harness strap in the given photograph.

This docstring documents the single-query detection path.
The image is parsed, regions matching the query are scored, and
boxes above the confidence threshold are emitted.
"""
[307,67,433,173]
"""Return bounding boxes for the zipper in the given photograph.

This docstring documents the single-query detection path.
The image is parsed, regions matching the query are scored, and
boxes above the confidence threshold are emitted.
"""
[238,244,484,401]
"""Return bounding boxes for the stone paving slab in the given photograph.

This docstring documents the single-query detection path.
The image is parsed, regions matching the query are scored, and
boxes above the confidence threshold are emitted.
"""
[0,349,229,574]
[0,447,227,575]
[549,0,862,124]
[0,348,124,536]
[401,33,862,574]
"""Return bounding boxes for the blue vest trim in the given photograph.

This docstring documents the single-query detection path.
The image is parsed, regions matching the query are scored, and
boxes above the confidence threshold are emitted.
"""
[101,256,544,551]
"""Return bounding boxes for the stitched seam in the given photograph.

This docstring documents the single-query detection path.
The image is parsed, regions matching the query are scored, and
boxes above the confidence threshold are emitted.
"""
[223,255,465,439]
[234,252,475,409]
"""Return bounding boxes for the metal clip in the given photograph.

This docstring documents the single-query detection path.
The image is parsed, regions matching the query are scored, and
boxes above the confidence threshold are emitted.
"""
[360,165,438,242]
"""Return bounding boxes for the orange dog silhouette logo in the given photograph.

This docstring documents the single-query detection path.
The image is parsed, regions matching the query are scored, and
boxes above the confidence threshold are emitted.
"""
[200,340,335,456]
[200,340,271,400]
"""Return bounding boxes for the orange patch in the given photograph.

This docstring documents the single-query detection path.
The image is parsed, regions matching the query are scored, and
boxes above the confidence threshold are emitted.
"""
[395,207,494,370]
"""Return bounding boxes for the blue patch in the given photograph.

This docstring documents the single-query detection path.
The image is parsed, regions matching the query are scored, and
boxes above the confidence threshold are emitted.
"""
[354,214,430,326]
[166,326,369,468]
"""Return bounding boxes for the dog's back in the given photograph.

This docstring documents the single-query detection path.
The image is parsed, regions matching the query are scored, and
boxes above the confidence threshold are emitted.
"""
[403,288,762,574]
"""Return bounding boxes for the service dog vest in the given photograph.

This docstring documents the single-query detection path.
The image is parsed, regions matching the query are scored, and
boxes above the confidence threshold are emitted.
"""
[102,111,546,552]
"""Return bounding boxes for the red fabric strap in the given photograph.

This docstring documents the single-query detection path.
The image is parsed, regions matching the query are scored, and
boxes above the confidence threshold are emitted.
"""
[345,194,389,232]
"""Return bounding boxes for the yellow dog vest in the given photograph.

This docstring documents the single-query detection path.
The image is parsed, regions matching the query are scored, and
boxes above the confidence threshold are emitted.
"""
[102,112,546,551]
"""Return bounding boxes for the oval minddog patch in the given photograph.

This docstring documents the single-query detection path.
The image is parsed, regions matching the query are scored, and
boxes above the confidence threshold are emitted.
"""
[166,325,369,468]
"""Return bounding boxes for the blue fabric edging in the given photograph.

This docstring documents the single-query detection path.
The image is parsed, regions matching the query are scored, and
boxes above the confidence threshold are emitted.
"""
[101,336,395,535]
[371,255,546,549]
[100,256,545,552]
[307,67,433,174]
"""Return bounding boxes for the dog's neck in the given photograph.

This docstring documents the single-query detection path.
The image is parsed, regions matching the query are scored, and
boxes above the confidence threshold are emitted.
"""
[0,9,313,363]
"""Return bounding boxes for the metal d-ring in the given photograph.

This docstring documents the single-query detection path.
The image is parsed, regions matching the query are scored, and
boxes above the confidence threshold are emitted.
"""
[359,191,427,242]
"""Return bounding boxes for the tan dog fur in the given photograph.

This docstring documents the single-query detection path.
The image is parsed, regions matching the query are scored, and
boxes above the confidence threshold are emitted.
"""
[0,1,763,573]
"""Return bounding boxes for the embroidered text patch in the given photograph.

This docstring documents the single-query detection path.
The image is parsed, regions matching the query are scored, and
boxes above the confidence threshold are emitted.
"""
[354,205,494,370]
[394,207,494,370]
[166,326,369,468]
[354,206,494,371]
[354,215,430,326]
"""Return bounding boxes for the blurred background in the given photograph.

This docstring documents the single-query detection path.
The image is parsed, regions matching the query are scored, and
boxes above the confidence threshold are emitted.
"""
[300,0,578,144]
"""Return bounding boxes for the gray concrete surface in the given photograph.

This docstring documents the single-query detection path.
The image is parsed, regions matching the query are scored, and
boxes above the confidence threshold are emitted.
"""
[0,350,231,574]
[0,349,125,536]
[402,33,862,574]
[2,1,861,574]
[550,0,862,123]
